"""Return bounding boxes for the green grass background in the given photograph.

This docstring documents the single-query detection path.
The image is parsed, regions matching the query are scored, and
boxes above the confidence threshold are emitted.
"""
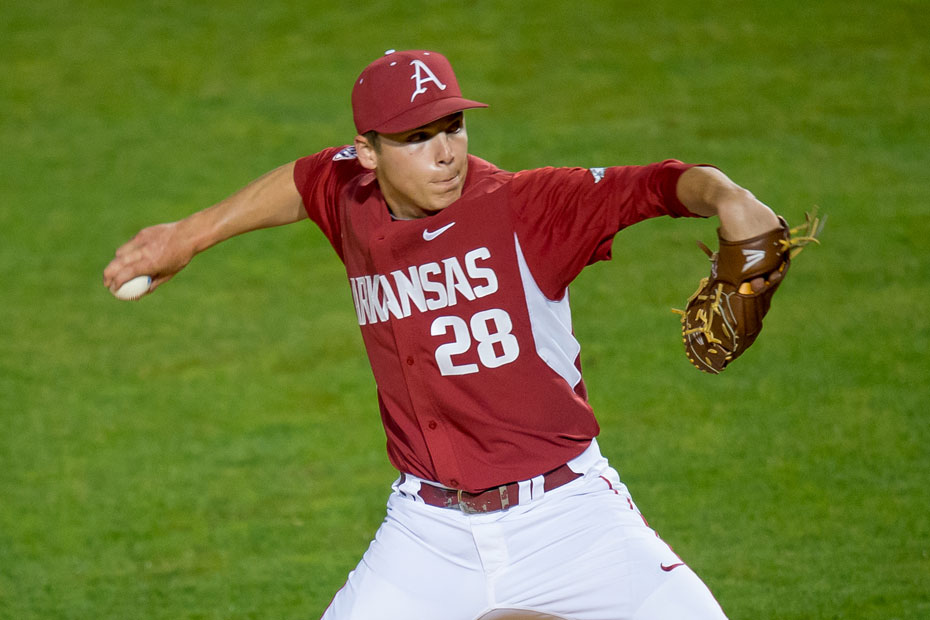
[2,0,928,618]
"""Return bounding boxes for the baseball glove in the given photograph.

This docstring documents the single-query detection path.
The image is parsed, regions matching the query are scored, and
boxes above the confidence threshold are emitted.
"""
[673,211,824,374]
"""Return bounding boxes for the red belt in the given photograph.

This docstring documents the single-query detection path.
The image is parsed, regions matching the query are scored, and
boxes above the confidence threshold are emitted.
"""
[415,463,581,514]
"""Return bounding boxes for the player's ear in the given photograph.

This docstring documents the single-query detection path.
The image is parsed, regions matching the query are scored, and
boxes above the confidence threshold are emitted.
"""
[354,134,378,170]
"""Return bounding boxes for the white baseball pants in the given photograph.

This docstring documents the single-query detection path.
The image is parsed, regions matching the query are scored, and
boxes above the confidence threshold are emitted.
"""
[321,440,727,620]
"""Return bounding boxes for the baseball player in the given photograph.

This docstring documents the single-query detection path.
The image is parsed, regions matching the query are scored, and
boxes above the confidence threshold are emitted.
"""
[104,50,785,619]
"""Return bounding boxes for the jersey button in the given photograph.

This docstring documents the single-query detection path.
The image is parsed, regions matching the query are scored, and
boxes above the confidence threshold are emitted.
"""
[406,356,415,366]
[427,420,438,430]
[449,479,459,488]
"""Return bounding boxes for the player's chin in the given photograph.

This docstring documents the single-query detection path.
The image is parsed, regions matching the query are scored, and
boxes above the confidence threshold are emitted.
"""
[424,189,463,213]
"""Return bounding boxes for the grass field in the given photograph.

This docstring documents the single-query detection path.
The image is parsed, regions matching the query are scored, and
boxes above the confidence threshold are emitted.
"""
[2,1,928,618]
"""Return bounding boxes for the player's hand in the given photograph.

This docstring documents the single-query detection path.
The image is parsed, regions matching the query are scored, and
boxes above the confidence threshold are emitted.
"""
[103,222,194,297]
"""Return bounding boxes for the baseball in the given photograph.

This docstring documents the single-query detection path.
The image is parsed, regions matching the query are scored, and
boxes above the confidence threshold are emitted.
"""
[113,275,152,300]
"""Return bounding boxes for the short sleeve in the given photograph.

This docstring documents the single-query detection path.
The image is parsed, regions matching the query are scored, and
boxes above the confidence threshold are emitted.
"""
[510,160,700,298]
[293,146,368,260]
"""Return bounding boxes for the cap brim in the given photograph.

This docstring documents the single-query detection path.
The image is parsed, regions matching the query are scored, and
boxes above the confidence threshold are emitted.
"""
[368,97,488,135]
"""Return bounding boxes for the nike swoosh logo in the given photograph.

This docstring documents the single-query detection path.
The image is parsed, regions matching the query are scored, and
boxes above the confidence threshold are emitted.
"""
[661,562,685,572]
[423,222,456,241]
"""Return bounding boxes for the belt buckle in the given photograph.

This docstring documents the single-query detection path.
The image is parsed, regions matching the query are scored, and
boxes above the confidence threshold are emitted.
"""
[456,489,479,514]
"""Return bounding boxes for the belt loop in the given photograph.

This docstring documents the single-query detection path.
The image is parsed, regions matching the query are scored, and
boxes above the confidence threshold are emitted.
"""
[395,473,427,502]
[530,474,545,500]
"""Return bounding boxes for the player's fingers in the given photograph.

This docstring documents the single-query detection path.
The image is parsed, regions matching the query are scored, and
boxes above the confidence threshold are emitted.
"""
[106,223,188,293]
[107,234,149,287]
[113,235,144,257]
[114,223,168,259]
[104,249,153,292]
[104,248,138,280]
[103,258,128,289]
[105,269,131,294]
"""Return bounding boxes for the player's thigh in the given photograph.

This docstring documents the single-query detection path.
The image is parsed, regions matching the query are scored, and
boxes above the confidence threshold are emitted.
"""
[496,475,725,619]
[632,565,727,620]
[321,497,487,620]
[576,482,726,620]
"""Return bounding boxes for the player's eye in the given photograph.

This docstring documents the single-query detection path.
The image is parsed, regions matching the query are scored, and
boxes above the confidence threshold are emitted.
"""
[406,131,430,143]
[445,114,464,134]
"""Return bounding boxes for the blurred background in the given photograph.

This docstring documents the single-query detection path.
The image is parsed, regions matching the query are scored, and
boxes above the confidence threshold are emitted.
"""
[1,1,927,618]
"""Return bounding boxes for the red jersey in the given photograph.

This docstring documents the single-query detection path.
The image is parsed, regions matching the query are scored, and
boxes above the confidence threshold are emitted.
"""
[294,147,698,492]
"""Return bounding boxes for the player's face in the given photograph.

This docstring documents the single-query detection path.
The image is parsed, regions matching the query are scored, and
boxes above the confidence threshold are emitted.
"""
[360,113,469,220]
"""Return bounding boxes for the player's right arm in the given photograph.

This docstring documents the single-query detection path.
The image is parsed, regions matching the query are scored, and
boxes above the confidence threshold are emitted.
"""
[103,161,305,296]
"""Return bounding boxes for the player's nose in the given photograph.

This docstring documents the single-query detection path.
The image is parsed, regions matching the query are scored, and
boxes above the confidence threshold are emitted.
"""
[433,132,454,164]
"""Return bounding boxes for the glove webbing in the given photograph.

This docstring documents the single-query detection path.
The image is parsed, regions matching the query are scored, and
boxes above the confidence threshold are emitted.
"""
[783,210,826,258]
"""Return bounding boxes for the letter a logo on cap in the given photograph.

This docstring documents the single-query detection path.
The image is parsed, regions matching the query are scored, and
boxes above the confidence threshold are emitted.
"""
[352,50,487,134]
[409,59,447,102]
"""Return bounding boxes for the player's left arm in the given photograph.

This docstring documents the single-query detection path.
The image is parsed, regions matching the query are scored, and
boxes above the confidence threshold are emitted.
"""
[675,166,780,239]
[672,165,825,373]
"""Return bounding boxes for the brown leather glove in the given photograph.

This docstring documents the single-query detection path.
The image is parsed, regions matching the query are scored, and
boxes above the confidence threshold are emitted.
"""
[674,212,824,374]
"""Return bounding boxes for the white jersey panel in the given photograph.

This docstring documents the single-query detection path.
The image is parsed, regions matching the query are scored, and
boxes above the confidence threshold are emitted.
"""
[514,235,582,389]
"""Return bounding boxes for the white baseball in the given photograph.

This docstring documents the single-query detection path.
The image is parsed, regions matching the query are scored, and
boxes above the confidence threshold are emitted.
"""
[114,275,152,300]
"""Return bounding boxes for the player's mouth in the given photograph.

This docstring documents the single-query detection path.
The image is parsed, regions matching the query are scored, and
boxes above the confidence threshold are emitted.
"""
[431,173,460,190]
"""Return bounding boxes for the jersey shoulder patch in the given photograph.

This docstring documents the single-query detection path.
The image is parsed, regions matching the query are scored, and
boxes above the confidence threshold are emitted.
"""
[332,146,358,161]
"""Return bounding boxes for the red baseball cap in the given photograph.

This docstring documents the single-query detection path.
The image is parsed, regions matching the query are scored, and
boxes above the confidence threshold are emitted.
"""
[351,50,488,135]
